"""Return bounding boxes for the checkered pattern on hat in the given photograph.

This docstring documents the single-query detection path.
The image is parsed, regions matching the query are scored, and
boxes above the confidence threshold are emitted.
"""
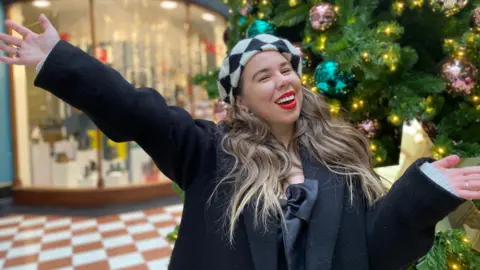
[217,34,303,104]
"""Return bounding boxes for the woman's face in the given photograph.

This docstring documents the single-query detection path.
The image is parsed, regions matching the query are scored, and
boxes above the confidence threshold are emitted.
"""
[237,51,302,127]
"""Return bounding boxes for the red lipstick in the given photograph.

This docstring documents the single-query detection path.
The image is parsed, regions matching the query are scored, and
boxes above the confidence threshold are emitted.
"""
[275,90,296,110]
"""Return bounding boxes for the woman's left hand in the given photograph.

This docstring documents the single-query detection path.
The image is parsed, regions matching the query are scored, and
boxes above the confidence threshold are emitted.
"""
[432,155,480,200]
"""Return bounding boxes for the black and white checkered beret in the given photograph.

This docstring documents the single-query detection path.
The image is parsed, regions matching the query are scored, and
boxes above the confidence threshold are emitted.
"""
[217,34,302,104]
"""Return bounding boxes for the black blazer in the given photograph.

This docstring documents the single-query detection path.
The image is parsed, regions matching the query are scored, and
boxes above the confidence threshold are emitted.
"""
[34,41,465,270]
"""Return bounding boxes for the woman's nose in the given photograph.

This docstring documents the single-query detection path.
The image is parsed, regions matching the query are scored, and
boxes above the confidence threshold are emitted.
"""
[276,78,289,90]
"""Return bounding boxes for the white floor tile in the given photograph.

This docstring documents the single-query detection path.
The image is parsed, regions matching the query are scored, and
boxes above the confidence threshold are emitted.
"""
[71,220,96,231]
[0,240,12,251]
[108,253,144,269]
[4,263,38,270]
[14,229,44,241]
[135,237,168,252]
[146,213,172,223]
[0,227,17,237]
[147,258,170,270]
[6,243,41,259]
[126,223,155,235]
[42,230,72,243]
[72,249,107,266]
[163,204,183,213]
[39,246,73,262]
[119,211,145,221]
[157,226,176,237]
[98,221,125,232]
[0,216,23,226]
[102,235,134,249]
[72,232,102,246]
[44,218,71,229]
[19,217,46,228]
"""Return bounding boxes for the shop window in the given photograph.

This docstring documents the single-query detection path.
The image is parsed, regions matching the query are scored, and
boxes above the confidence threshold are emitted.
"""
[10,0,227,189]
[10,0,93,188]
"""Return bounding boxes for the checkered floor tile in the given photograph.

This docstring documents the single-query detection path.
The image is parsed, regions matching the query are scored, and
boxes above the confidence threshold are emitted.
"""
[0,204,183,270]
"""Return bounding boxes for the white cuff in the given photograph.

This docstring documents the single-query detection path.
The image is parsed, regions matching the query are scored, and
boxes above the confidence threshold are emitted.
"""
[36,51,51,74]
[420,162,457,196]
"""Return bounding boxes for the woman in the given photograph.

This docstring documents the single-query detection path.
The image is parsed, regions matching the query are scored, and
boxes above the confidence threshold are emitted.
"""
[1,15,479,270]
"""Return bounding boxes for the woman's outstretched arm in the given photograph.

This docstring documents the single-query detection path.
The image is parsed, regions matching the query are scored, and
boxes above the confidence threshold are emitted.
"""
[0,14,217,190]
[365,158,467,270]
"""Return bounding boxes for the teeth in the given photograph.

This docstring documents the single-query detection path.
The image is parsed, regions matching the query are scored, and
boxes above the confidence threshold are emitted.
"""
[276,95,294,104]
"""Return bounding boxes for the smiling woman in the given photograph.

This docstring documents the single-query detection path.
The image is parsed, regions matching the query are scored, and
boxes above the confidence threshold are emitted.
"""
[3,0,227,201]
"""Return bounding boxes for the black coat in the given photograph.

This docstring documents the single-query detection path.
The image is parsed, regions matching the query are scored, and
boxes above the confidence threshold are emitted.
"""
[35,41,465,270]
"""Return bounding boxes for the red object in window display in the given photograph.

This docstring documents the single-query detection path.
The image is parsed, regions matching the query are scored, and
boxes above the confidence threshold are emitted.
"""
[142,160,159,183]
[96,48,108,63]
[201,39,218,55]
[60,33,70,41]
[145,172,159,183]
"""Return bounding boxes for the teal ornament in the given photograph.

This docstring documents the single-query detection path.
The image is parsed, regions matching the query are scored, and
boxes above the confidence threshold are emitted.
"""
[314,61,355,96]
[239,15,246,26]
[246,20,276,38]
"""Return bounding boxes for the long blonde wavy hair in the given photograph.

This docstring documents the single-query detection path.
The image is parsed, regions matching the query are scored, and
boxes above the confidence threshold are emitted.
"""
[214,86,388,243]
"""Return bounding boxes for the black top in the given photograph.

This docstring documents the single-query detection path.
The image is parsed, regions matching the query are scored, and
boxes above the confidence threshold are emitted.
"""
[278,179,319,270]
[33,41,465,270]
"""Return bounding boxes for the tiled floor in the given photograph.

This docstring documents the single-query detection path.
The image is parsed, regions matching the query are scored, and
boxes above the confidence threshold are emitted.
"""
[0,203,183,270]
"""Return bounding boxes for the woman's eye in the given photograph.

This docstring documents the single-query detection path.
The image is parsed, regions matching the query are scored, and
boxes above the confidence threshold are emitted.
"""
[282,69,292,74]
[259,76,269,81]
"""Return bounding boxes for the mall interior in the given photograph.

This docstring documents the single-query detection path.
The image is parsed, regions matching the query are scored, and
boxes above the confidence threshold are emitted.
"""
[0,0,229,204]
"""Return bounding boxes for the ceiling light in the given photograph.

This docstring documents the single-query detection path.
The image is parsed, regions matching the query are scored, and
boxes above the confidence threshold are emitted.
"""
[160,1,178,9]
[202,13,215,22]
[32,0,51,8]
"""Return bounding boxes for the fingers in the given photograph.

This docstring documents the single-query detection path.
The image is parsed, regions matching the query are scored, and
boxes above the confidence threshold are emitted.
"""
[39,14,53,32]
[456,189,480,200]
[432,155,460,169]
[453,166,480,176]
[0,55,23,65]
[454,175,480,190]
[5,19,34,37]
[0,33,23,47]
[0,43,17,55]
[453,175,480,200]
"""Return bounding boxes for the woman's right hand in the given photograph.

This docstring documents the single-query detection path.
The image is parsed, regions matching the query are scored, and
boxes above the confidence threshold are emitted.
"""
[0,14,60,67]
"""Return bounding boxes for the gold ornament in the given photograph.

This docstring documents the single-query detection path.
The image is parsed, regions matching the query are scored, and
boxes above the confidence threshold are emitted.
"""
[429,0,468,16]
[309,3,337,31]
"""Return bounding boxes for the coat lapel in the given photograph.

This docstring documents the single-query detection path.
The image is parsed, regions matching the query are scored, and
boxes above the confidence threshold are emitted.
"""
[241,145,345,270]
[300,148,345,270]
[244,207,278,270]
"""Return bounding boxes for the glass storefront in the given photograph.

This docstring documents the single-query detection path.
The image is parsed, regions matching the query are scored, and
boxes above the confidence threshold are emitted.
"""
[8,0,227,188]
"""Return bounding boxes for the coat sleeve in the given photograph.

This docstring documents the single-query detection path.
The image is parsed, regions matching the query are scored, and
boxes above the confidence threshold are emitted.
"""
[33,40,217,190]
[365,158,465,270]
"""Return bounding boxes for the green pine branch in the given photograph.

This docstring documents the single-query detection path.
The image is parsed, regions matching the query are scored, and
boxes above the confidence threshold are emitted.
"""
[400,73,446,95]
[413,229,480,270]
[192,69,220,100]
[271,4,310,27]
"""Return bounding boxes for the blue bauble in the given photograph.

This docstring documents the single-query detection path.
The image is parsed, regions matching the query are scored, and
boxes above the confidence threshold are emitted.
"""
[314,61,355,96]
[246,20,276,38]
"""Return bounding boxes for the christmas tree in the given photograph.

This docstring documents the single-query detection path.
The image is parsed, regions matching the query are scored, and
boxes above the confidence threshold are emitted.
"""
[187,0,480,268]
[195,0,480,165]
